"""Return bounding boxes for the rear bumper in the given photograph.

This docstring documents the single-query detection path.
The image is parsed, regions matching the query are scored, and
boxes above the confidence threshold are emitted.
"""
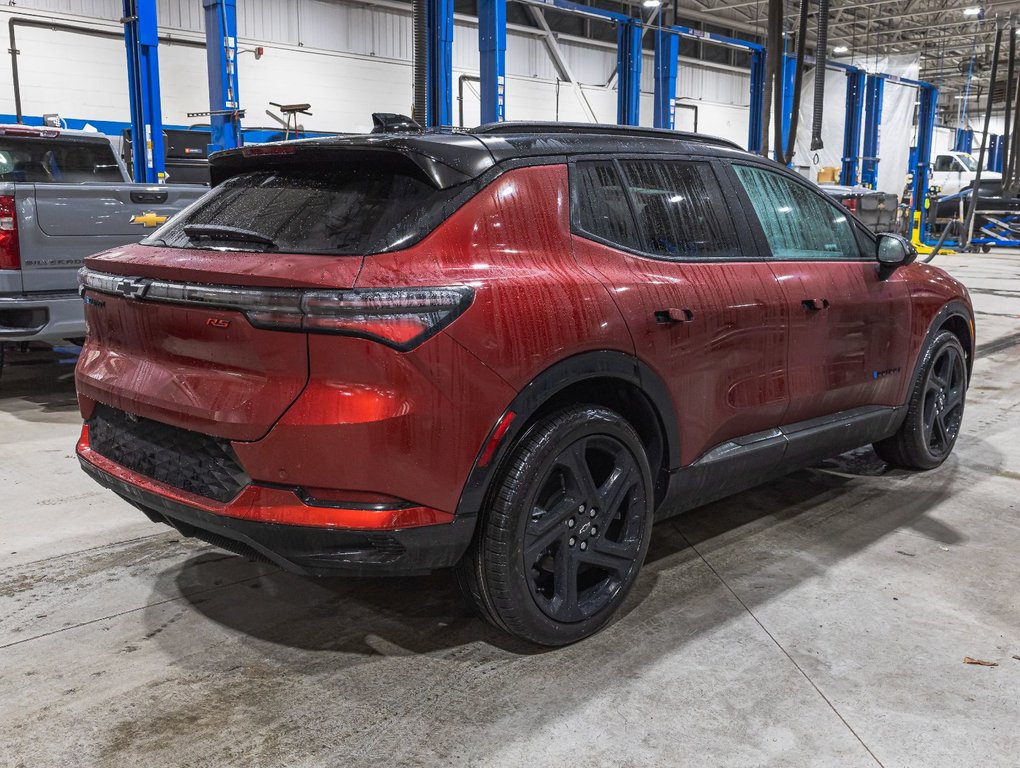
[0,291,84,341]
[78,442,477,578]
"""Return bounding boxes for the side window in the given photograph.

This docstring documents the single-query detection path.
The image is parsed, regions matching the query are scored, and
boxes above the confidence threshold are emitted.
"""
[572,161,641,252]
[733,165,864,261]
[618,160,741,260]
[934,155,954,172]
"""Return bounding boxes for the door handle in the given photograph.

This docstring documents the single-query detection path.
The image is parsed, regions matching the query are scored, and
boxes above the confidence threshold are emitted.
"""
[131,190,168,204]
[801,298,830,311]
[655,308,695,324]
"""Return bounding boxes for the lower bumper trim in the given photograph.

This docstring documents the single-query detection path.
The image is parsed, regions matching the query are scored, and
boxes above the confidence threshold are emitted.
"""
[81,458,477,577]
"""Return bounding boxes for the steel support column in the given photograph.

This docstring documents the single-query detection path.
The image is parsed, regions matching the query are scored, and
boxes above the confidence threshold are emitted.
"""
[840,67,866,186]
[861,74,884,189]
[779,54,797,157]
[653,26,678,129]
[122,0,165,183]
[953,128,973,153]
[617,20,642,126]
[987,134,1003,171]
[911,84,938,241]
[426,0,454,127]
[748,48,765,153]
[478,0,506,124]
[203,0,241,153]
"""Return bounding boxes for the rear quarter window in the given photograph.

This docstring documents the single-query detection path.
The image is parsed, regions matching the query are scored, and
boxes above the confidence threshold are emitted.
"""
[0,137,122,183]
[147,166,462,255]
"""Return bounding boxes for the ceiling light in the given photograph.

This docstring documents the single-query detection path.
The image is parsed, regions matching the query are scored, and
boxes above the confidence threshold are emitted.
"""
[642,0,661,7]
[833,45,849,54]
[963,7,982,15]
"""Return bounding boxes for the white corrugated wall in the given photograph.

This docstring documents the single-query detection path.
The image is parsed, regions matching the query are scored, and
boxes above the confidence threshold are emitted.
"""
[0,0,751,142]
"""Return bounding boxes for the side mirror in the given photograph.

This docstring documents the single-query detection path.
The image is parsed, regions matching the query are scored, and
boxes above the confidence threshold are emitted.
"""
[877,233,917,273]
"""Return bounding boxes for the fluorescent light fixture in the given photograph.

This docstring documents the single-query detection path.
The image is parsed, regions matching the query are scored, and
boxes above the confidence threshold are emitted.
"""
[963,7,982,15]
[833,45,849,54]
[642,0,661,6]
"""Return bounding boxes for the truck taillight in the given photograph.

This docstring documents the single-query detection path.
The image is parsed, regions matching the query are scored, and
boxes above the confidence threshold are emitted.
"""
[841,196,858,213]
[0,195,19,270]
[78,268,474,350]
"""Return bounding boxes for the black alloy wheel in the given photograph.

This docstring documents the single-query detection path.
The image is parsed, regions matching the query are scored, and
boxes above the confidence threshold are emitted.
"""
[921,342,967,458]
[524,434,647,625]
[874,330,968,470]
[458,406,654,646]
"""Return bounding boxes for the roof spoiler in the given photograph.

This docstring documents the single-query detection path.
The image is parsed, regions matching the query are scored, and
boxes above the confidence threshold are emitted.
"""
[371,113,423,134]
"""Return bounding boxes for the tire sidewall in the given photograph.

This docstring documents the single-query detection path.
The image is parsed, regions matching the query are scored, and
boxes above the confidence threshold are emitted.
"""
[905,331,967,468]
[487,407,654,645]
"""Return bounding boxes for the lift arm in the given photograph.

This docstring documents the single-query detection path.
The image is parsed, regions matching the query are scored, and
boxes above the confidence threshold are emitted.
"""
[203,0,242,152]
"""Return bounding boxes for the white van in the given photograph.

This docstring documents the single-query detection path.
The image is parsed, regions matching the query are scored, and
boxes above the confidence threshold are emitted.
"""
[931,151,1001,196]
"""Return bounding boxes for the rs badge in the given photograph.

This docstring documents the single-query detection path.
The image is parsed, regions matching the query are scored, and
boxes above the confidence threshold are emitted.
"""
[130,212,168,228]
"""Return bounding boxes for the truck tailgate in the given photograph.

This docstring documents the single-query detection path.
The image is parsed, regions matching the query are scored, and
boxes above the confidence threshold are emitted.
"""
[20,183,204,292]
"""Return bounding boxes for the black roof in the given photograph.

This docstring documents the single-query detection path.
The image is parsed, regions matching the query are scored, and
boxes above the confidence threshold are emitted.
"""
[209,122,751,189]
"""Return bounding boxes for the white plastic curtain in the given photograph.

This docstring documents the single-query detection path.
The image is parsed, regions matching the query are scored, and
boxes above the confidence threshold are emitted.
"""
[791,54,920,197]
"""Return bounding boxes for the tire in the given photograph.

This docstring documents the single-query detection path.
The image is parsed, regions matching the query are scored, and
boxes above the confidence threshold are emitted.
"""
[873,330,968,470]
[457,405,654,646]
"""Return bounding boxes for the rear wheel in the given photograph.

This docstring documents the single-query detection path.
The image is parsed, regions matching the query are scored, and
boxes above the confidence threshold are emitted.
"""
[458,406,653,646]
[873,331,967,470]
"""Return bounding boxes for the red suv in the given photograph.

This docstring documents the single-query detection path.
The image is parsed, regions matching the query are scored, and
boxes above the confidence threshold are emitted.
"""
[75,123,974,645]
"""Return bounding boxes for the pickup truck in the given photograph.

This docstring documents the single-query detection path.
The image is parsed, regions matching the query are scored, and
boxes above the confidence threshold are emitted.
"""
[931,150,1002,196]
[0,124,205,343]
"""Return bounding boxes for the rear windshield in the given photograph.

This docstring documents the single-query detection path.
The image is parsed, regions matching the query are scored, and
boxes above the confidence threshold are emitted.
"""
[0,138,123,183]
[146,167,459,255]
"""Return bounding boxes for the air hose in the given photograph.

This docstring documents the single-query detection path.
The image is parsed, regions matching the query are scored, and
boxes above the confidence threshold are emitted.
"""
[412,0,427,125]
[810,0,829,151]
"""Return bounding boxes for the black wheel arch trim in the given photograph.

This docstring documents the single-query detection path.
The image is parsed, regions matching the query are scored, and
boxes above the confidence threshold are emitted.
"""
[913,300,975,386]
[455,350,680,518]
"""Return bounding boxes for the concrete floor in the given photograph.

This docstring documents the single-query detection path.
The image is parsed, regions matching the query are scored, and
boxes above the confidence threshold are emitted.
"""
[1,253,1019,768]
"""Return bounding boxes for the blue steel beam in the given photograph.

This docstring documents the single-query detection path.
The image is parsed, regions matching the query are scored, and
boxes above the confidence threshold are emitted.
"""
[617,20,642,126]
[426,0,454,127]
[122,0,165,183]
[478,0,506,123]
[203,0,242,153]
[987,134,1003,171]
[653,27,678,129]
[780,54,797,159]
[953,128,973,153]
[912,84,938,242]
[861,74,884,189]
[841,67,866,185]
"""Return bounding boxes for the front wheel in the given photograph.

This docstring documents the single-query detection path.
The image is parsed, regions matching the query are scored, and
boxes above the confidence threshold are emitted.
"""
[458,406,654,646]
[874,330,968,470]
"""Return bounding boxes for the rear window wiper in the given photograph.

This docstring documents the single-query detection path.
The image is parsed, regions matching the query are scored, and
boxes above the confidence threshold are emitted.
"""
[183,223,278,248]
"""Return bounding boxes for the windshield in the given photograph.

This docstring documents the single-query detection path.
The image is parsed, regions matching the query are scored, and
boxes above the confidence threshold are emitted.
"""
[146,167,460,255]
[0,137,123,183]
[957,154,978,172]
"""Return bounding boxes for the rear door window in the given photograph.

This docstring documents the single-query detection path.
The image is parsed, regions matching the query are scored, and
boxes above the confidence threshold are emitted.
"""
[0,138,123,183]
[572,158,742,260]
[572,161,642,252]
[732,164,864,261]
[618,159,740,260]
[148,166,461,255]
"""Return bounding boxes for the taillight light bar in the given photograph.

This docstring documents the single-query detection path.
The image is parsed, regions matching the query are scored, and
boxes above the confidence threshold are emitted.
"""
[78,268,473,350]
[0,195,20,270]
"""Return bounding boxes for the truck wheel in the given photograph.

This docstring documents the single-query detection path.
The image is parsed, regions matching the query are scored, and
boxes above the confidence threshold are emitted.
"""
[873,331,968,470]
[458,406,654,646]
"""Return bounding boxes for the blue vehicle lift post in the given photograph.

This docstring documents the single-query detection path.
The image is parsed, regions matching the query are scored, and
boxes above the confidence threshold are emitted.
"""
[841,67,866,185]
[478,0,506,123]
[911,80,938,244]
[652,25,678,129]
[861,73,884,189]
[953,128,973,153]
[203,0,242,153]
[779,54,797,157]
[426,0,454,127]
[122,0,165,183]
[651,25,764,150]
[987,134,1003,171]
[617,20,642,126]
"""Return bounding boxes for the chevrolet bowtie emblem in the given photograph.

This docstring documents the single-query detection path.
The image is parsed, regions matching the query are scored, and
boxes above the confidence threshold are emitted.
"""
[131,212,168,227]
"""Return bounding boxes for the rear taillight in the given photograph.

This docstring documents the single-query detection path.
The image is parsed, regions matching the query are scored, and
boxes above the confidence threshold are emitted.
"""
[78,268,473,350]
[841,196,858,213]
[0,195,20,270]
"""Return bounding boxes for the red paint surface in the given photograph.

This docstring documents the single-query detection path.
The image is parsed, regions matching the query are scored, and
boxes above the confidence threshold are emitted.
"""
[76,162,974,529]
